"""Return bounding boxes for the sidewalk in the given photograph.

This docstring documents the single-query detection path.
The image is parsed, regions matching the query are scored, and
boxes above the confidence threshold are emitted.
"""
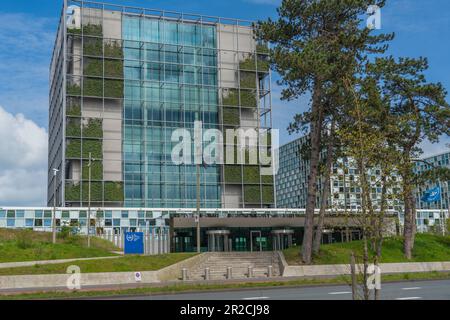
[0,256,121,269]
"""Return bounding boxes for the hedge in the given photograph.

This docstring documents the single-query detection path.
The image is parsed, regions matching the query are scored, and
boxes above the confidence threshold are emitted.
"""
[222,107,240,126]
[243,166,259,184]
[240,56,256,71]
[82,182,103,201]
[66,139,81,158]
[69,24,103,36]
[104,59,123,78]
[224,165,242,184]
[244,185,261,203]
[66,120,81,137]
[65,182,80,201]
[104,182,124,202]
[83,118,103,138]
[223,89,239,106]
[83,78,103,97]
[222,88,257,108]
[240,72,257,89]
[104,79,124,98]
[262,185,274,203]
[104,42,124,59]
[240,90,257,108]
[82,140,103,159]
[82,160,103,180]
[84,38,103,56]
[67,83,81,96]
[84,58,103,77]
[66,103,81,117]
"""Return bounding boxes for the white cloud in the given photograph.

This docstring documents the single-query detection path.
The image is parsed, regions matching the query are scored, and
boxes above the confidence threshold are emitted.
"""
[0,106,48,206]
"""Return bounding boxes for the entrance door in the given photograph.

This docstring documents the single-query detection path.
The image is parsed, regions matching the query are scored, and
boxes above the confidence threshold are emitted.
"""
[234,236,247,251]
[250,231,262,252]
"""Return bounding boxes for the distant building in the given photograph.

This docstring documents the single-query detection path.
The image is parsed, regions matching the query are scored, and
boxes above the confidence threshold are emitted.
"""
[414,151,450,232]
[276,136,403,213]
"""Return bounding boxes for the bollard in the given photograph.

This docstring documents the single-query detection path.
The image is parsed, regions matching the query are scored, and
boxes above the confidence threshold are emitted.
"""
[248,266,253,278]
[267,265,273,278]
[226,267,232,279]
[182,268,188,281]
[204,267,210,281]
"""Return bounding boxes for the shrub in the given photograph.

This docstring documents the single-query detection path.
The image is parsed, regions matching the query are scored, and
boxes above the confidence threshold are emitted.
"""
[104,59,123,78]
[240,56,256,71]
[262,185,274,203]
[66,139,82,158]
[84,58,103,76]
[222,107,240,126]
[16,230,34,249]
[244,185,261,203]
[104,42,124,59]
[58,226,72,240]
[65,182,81,201]
[82,160,103,180]
[222,89,239,106]
[83,118,103,138]
[82,182,103,201]
[66,120,81,137]
[82,140,103,159]
[224,165,241,184]
[83,78,103,97]
[66,104,81,117]
[104,79,124,98]
[67,83,81,96]
[104,182,124,202]
[84,38,103,56]
[243,166,259,184]
[240,90,257,108]
[240,72,257,89]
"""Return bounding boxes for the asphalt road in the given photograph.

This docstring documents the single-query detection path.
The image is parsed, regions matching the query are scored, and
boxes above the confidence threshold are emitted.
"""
[104,279,450,300]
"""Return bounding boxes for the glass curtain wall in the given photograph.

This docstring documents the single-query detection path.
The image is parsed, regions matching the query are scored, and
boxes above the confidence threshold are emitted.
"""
[122,16,221,208]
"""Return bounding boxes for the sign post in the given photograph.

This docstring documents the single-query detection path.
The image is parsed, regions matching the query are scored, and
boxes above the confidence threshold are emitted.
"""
[124,232,144,255]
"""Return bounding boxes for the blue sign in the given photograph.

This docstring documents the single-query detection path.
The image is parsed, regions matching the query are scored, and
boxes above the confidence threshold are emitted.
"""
[421,187,441,203]
[124,232,144,255]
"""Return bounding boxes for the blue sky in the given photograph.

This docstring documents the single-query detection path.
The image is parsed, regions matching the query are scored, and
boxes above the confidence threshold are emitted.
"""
[0,0,449,205]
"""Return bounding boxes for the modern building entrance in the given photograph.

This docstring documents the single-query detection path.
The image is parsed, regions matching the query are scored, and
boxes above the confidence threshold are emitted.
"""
[207,230,231,252]
[271,229,294,250]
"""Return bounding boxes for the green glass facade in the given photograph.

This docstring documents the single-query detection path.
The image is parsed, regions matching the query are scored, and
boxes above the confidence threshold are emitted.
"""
[121,16,221,208]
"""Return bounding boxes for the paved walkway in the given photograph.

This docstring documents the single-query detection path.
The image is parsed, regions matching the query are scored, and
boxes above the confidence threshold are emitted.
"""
[0,256,121,269]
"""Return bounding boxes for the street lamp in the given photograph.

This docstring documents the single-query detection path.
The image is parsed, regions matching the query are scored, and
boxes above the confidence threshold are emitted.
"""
[52,168,60,244]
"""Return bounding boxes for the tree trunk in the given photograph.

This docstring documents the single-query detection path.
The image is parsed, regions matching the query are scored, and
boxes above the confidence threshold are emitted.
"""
[402,154,416,260]
[301,79,324,264]
[313,121,335,255]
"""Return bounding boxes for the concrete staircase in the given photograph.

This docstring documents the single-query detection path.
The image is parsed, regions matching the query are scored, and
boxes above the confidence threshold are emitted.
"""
[186,252,281,280]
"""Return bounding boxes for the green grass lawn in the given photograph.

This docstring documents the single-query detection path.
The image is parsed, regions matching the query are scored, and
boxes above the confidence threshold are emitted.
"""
[0,228,120,263]
[0,253,197,276]
[284,233,450,265]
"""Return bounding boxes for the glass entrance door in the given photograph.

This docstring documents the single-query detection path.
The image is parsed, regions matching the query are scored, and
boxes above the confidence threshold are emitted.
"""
[250,231,262,252]
[234,236,247,251]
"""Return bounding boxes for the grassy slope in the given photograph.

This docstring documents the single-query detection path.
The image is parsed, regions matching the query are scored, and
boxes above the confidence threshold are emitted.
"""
[284,234,450,265]
[0,253,197,275]
[0,228,119,263]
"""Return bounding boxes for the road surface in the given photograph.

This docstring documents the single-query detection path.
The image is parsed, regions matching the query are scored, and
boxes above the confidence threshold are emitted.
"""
[101,279,450,300]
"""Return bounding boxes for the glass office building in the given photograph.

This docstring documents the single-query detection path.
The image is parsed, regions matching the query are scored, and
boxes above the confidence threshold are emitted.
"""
[414,151,450,213]
[48,0,274,209]
[276,136,403,213]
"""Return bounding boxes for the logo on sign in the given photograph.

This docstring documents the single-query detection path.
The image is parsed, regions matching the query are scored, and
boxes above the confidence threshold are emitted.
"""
[126,233,141,242]
[135,272,142,282]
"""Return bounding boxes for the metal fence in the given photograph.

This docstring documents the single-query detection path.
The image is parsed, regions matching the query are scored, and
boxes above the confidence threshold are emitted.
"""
[97,227,170,255]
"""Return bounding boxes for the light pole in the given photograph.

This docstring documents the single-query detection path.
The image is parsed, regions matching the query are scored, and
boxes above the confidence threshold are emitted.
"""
[87,152,92,248]
[52,168,59,244]
[196,162,201,253]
